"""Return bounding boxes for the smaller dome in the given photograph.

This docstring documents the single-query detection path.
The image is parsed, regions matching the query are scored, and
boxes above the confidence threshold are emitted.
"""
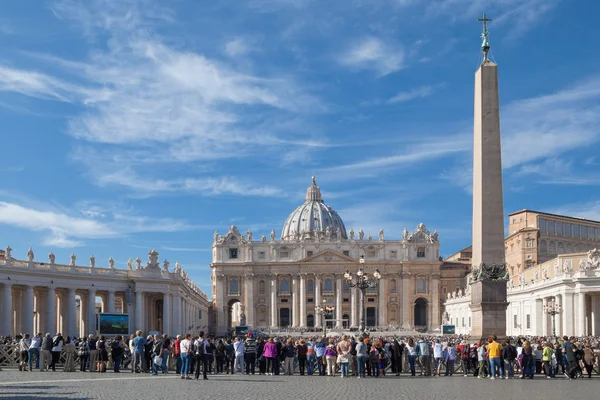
[281,177,347,241]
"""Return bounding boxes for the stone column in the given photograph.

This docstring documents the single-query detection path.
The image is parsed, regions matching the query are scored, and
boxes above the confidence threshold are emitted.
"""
[299,274,306,328]
[401,272,410,329]
[541,298,548,336]
[107,290,116,313]
[135,291,144,332]
[245,275,255,327]
[87,289,96,335]
[315,274,322,328]
[431,273,440,329]
[270,275,277,328]
[378,276,386,327]
[591,295,599,337]
[172,292,181,335]
[47,287,56,335]
[335,275,342,328]
[562,293,574,336]
[66,288,76,338]
[577,292,586,336]
[21,285,34,335]
[2,283,12,336]
[80,294,88,337]
[216,275,226,335]
[292,275,298,327]
[350,286,357,328]
[555,294,562,337]
[163,292,171,334]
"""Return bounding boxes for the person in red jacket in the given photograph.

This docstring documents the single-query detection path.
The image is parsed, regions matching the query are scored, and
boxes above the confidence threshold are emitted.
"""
[174,335,182,374]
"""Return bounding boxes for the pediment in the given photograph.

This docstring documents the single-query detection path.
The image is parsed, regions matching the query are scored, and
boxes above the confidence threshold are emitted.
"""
[300,249,355,263]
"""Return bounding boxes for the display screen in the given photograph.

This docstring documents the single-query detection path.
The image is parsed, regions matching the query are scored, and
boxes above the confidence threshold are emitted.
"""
[98,313,129,335]
[442,325,455,334]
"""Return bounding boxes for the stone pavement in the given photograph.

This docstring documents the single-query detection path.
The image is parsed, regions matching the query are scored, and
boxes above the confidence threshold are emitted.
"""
[0,370,598,400]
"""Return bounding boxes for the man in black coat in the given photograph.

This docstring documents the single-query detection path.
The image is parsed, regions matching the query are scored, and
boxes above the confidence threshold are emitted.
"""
[564,337,578,380]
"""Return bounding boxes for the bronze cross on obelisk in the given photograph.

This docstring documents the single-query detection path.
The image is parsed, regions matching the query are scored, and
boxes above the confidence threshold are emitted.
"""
[478,13,492,63]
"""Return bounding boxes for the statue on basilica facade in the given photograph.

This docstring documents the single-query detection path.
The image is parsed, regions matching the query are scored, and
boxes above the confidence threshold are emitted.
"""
[261,234,266,242]
[270,230,276,241]
[27,247,34,262]
[246,230,252,241]
[213,231,219,243]
[5,245,12,259]
[175,261,182,273]
[367,233,372,241]
[349,228,355,240]
[70,253,76,266]
[48,251,55,264]
[135,257,142,270]
[358,229,364,240]
[379,229,384,241]
[325,226,332,241]
[163,259,170,272]
[402,228,408,240]
[89,254,95,268]
[108,257,115,269]
[127,258,133,270]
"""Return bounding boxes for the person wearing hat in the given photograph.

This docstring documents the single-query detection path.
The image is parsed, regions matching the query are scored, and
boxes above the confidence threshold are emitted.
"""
[245,333,257,375]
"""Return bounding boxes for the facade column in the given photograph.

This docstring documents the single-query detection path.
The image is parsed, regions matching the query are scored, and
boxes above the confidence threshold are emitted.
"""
[22,286,34,335]
[577,292,586,336]
[401,272,410,329]
[591,295,599,337]
[335,275,342,328]
[350,286,357,328]
[541,298,548,337]
[555,295,562,337]
[378,276,386,327]
[431,273,440,330]
[66,288,76,338]
[314,274,322,328]
[47,287,56,335]
[245,275,255,327]
[216,275,226,335]
[135,291,144,332]
[163,292,171,334]
[80,294,88,338]
[107,290,116,313]
[299,274,306,328]
[270,275,278,328]
[561,292,574,336]
[172,292,181,335]
[2,283,13,337]
[87,289,96,335]
[292,275,298,327]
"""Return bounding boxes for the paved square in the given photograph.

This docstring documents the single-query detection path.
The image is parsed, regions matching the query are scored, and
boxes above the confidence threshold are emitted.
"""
[0,370,599,400]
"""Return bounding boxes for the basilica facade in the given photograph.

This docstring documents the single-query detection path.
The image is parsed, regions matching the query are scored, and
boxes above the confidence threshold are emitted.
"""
[210,178,442,335]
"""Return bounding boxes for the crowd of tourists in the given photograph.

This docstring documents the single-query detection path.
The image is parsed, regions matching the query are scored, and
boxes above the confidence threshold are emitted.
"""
[2,332,598,380]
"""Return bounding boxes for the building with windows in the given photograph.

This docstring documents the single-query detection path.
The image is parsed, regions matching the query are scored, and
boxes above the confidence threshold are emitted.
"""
[210,178,443,335]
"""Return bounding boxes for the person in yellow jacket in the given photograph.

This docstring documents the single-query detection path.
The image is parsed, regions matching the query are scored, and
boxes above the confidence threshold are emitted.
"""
[542,342,554,378]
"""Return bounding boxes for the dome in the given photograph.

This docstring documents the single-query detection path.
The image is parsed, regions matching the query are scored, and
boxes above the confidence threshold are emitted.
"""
[281,177,347,241]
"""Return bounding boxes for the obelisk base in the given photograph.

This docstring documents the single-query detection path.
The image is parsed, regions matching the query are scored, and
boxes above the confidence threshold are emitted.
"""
[469,280,508,340]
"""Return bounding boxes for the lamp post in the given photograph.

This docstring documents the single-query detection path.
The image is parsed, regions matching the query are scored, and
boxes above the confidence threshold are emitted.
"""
[315,299,335,337]
[543,298,562,342]
[344,255,381,335]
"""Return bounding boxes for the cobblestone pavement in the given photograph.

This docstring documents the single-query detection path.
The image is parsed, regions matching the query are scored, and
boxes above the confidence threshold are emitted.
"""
[0,370,599,400]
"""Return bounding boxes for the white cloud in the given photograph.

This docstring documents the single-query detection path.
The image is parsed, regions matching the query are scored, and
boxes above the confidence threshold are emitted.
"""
[340,37,404,76]
[550,201,600,223]
[388,84,439,103]
[225,38,251,57]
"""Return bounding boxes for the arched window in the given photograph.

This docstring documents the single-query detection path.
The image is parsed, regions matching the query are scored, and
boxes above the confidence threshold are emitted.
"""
[417,278,426,293]
[230,279,238,294]
[390,279,397,293]
[549,241,556,254]
[324,279,333,292]
[280,279,289,292]
[307,280,314,293]
[557,242,565,254]
[259,280,265,294]
[539,240,548,254]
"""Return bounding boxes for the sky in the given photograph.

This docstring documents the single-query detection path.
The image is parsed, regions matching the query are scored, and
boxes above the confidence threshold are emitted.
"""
[1,0,600,296]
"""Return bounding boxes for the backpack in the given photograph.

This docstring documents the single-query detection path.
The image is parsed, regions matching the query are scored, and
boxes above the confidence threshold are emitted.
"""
[461,345,470,359]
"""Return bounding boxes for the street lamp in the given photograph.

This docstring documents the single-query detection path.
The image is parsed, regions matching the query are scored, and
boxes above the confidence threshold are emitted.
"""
[543,298,562,341]
[315,299,335,337]
[344,255,381,334]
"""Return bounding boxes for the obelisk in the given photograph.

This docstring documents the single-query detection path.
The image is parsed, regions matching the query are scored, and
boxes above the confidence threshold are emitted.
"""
[469,13,509,339]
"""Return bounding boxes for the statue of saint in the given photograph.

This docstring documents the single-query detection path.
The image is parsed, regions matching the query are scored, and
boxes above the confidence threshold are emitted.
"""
[246,230,253,241]
[379,229,384,241]
[402,228,408,240]
[325,226,331,241]
[163,259,170,272]
[213,231,219,243]
[89,254,95,268]
[70,253,76,266]
[270,230,276,241]
[175,261,182,273]
[349,228,355,240]
[135,257,142,270]
[127,258,133,270]
[358,229,364,240]
[48,251,55,264]
[5,245,12,259]
[261,235,266,242]
[108,257,115,269]
[27,247,34,262]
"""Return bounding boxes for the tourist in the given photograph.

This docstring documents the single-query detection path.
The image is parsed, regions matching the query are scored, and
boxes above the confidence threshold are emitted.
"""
[542,342,554,378]
[502,339,517,379]
[314,337,326,376]
[263,338,277,375]
[368,343,380,377]
[193,332,208,380]
[144,335,154,373]
[325,339,337,376]
[458,340,470,377]
[444,342,456,376]
[40,333,53,372]
[520,341,535,379]
[131,330,146,374]
[273,337,282,375]
[257,337,267,375]
[233,337,245,374]
[160,333,171,374]
[174,335,182,374]
[416,337,431,376]
[179,333,192,380]
[245,333,257,375]
[281,338,295,375]
[78,336,89,372]
[355,336,367,378]
[296,339,307,375]
[487,335,502,379]
[88,335,98,372]
[96,335,108,373]
[432,339,443,376]
[50,332,64,372]
[477,340,487,379]
[225,339,234,373]
[391,338,403,376]
[18,333,31,372]
[28,333,41,371]
[534,343,543,375]
[111,335,124,373]
[63,337,76,372]
[336,335,351,378]
[215,339,225,374]
[405,338,417,376]
[151,334,163,375]
[582,344,595,378]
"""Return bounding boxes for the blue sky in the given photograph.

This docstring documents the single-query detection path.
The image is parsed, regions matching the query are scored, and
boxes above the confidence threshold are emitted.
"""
[1,0,600,295]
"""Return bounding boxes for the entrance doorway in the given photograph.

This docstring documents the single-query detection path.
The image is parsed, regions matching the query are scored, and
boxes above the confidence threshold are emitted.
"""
[279,308,290,327]
[366,307,377,327]
[414,298,428,327]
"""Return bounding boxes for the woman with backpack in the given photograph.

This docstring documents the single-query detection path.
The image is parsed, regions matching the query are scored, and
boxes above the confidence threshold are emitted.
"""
[111,335,125,373]
[49,332,64,372]
[78,337,90,372]
[96,335,108,373]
